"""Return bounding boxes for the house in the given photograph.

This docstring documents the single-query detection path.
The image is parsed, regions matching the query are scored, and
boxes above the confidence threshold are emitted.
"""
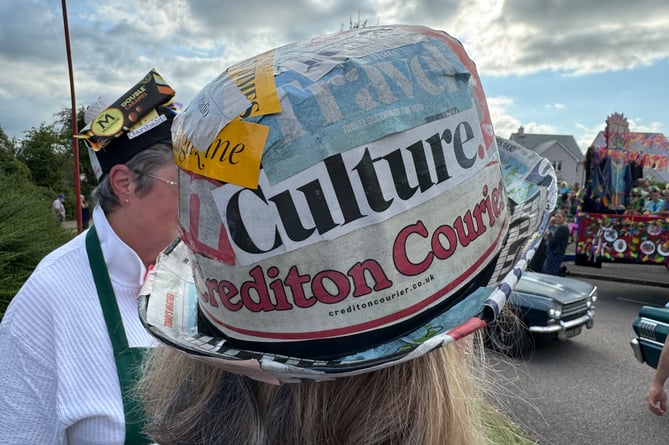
[509,127,585,187]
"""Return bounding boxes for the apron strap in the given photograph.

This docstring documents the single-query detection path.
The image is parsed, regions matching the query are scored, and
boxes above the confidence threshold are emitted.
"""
[86,227,150,445]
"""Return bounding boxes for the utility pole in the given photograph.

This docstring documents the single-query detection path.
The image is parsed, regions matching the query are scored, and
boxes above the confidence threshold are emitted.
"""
[61,0,82,232]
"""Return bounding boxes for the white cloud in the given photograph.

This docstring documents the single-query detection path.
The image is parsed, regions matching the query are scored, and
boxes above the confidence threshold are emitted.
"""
[627,118,664,133]
[0,0,667,147]
[486,96,520,139]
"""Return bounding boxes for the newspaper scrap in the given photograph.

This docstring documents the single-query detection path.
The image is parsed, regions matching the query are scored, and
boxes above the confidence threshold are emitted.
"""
[76,69,175,151]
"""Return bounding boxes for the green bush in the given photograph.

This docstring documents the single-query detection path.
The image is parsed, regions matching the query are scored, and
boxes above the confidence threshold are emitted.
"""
[0,171,74,320]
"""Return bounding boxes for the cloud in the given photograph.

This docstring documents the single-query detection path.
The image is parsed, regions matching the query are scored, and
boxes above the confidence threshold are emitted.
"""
[460,0,669,76]
[574,122,603,151]
[486,96,521,139]
[0,0,667,148]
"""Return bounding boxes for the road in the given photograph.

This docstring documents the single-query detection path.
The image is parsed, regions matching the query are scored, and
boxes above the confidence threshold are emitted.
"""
[490,279,669,445]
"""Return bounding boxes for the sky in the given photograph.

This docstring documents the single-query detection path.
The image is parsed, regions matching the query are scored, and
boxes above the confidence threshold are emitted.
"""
[1,0,668,153]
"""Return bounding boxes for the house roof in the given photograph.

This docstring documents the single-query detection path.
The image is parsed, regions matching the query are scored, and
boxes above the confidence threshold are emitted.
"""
[509,132,584,162]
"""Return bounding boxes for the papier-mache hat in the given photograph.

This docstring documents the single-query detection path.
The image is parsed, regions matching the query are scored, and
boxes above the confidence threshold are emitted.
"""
[77,69,177,180]
[138,25,557,384]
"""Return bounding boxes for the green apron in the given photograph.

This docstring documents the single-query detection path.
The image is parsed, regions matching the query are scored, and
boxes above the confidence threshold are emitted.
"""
[86,227,151,445]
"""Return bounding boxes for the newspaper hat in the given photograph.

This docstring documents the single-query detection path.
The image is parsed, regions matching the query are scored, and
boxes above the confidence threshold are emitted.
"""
[77,69,176,180]
[139,25,556,384]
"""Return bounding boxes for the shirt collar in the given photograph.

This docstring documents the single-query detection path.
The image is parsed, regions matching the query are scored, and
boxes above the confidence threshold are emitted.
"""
[92,205,147,286]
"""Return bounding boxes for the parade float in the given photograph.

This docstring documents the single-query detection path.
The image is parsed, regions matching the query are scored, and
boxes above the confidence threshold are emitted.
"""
[575,113,669,266]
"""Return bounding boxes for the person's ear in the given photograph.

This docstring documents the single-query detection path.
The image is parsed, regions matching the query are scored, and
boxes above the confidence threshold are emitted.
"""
[108,164,134,204]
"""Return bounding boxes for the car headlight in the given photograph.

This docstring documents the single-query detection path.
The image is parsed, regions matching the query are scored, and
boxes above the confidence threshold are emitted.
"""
[548,301,563,319]
[587,287,598,308]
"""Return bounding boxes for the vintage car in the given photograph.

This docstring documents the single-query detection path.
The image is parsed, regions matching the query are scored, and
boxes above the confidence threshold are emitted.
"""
[484,271,597,358]
[630,305,669,369]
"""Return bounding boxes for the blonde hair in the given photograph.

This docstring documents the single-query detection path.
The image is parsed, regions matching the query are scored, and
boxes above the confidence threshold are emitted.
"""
[138,336,525,445]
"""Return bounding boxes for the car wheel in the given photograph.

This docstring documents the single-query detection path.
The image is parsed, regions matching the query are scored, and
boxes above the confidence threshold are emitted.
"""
[484,308,534,359]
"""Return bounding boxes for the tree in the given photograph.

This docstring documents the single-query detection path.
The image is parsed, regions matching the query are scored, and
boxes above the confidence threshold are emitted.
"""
[17,123,72,191]
[0,126,30,179]
[55,106,97,202]
[0,169,73,320]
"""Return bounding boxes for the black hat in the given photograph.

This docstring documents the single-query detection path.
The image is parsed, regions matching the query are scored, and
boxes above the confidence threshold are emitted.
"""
[87,105,175,179]
[78,69,176,180]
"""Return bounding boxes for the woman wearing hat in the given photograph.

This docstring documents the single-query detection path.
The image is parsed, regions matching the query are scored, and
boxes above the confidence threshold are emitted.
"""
[135,27,555,444]
[0,71,178,444]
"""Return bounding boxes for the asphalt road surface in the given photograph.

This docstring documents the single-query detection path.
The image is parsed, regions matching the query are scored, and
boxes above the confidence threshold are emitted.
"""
[490,279,669,445]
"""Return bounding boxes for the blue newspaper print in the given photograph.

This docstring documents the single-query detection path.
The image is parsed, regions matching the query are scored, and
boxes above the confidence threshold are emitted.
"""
[252,39,475,184]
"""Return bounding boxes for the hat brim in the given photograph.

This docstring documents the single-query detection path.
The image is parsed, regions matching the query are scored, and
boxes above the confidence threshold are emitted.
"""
[138,136,556,384]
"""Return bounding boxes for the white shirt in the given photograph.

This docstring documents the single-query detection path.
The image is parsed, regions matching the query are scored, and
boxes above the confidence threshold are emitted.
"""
[644,198,665,214]
[0,205,158,444]
[53,197,66,216]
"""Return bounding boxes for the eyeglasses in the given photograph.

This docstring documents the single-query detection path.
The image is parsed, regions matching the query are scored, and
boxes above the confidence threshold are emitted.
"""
[145,173,178,187]
[130,168,178,187]
[631,194,640,197]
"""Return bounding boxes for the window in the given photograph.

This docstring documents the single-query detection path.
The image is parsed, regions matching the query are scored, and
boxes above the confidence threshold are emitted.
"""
[551,160,562,172]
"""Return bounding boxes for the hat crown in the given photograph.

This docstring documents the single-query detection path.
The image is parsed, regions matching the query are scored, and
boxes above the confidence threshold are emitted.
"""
[140,25,557,382]
[173,25,509,359]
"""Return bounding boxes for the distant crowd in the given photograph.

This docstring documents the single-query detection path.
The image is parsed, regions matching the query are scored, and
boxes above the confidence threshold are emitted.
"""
[557,177,669,220]
[530,177,669,277]
[623,178,669,216]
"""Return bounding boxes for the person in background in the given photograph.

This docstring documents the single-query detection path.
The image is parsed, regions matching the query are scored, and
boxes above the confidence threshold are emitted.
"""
[569,183,582,218]
[643,186,664,214]
[648,336,669,415]
[636,178,651,200]
[558,181,570,210]
[660,192,669,216]
[625,187,645,215]
[662,188,669,212]
[136,26,555,445]
[0,70,178,445]
[542,209,570,276]
[52,193,66,224]
[567,189,578,219]
[80,193,91,229]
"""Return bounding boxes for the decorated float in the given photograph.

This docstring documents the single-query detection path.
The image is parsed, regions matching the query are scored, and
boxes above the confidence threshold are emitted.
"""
[575,113,669,266]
